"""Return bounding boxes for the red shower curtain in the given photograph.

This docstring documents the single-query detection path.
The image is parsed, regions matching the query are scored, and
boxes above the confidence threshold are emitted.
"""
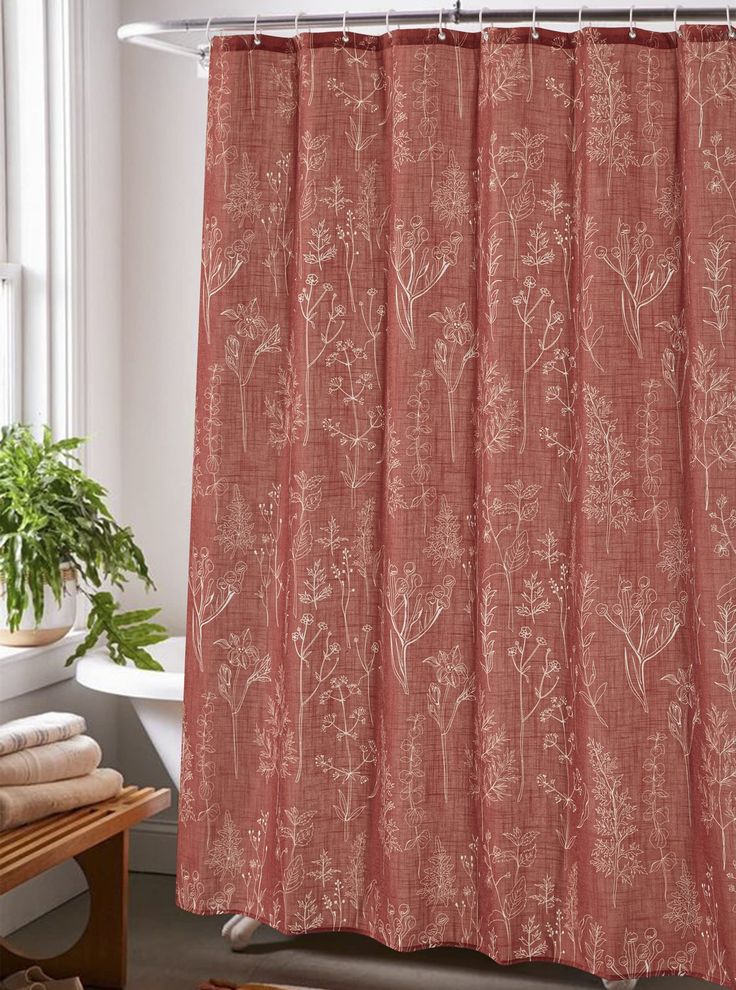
[178,24,736,987]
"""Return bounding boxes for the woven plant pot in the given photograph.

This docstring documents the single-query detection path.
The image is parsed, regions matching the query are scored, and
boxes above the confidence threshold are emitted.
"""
[0,564,77,646]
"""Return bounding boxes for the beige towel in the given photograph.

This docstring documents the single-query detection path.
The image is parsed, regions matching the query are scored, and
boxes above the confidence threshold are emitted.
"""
[0,713,86,757]
[0,768,123,831]
[0,735,101,786]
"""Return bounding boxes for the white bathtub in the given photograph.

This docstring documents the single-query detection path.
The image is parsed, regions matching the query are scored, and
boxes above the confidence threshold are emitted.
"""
[75,636,185,786]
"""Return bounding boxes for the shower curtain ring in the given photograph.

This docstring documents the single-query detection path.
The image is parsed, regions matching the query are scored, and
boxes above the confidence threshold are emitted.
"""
[253,13,261,45]
[438,8,446,40]
[385,9,395,36]
[577,6,589,32]
[728,6,735,38]
[479,7,491,40]
[673,5,683,36]
[342,10,349,42]
[205,16,214,48]
[531,6,539,40]
[628,6,637,38]
[294,11,302,36]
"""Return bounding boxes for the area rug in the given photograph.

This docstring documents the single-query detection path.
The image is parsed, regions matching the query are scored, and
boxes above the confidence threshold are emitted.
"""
[199,981,328,990]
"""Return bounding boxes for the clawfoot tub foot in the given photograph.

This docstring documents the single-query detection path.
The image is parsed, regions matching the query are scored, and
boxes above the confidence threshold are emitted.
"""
[603,981,638,990]
[222,915,262,951]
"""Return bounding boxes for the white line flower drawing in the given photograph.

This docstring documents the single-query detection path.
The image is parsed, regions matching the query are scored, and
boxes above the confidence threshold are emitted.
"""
[596,576,686,712]
[661,666,700,826]
[430,303,477,462]
[595,220,679,360]
[684,42,736,148]
[581,383,637,554]
[223,299,281,451]
[390,218,461,349]
[424,645,475,802]
[188,548,247,671]
[690,342,736,510]
[512,277,564,452]
[316,675,376,838]
[588,737,644,907]
[700,705,736,867]
[201,218,253,344]
[585,32,637,195]
[215,629,271,778]
[385,561,455,695]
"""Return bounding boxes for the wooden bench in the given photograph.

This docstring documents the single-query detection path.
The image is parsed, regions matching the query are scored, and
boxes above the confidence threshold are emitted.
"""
[0,784,171,989]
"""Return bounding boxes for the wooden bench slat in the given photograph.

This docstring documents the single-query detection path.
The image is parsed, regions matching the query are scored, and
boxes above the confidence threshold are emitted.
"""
[0,787,163,859]
[0,806,101,852]
[0,788,170,889]
[0,784,147,844]
[0,786,171,893]
[0,785,142,852]
[1,807,118,861]
[0,785,143,855]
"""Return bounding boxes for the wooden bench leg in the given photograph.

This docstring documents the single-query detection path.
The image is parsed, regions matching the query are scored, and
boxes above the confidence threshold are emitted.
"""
[1,830,128,989]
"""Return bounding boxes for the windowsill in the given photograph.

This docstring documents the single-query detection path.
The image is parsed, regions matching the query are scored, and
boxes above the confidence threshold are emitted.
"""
[0,629,86,702]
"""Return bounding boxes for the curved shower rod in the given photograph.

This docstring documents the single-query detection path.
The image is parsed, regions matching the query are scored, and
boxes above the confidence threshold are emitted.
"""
[118,5,735,61]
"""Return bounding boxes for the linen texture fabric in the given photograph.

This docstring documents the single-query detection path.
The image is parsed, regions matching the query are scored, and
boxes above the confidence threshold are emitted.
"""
[179,25,736,988]
[0,735,101,786]
[0,713,87,757]
[0,768,123,831]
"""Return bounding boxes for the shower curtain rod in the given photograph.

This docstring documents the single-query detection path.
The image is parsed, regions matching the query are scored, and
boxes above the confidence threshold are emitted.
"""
[118,6,736,60]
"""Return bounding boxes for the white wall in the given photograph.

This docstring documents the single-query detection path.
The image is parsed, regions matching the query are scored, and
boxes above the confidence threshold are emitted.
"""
[84,0,124,511]
[120,0,209,634]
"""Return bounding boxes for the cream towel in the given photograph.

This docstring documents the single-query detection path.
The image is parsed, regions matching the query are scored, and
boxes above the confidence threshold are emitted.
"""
[0,768,123,831]
[0,713,86,757]
[0,735,101,786]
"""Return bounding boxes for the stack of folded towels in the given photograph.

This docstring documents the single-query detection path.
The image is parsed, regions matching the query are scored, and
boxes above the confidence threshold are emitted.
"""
[0,712,123,831]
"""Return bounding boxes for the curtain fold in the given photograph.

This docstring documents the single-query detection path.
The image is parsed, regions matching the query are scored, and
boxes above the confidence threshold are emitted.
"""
[179,24,736,987]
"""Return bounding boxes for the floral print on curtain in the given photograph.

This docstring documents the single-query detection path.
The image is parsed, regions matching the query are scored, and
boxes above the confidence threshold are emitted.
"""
[178,25,736,987]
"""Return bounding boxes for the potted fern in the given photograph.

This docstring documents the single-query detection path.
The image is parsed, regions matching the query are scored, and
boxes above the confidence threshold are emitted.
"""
[0,424,167,669]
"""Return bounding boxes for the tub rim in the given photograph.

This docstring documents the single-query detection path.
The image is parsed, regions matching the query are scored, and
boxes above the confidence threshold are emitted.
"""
[75,635,185,702]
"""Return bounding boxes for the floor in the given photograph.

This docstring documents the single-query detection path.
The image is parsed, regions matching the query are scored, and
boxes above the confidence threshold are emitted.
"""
[9,874,717,990]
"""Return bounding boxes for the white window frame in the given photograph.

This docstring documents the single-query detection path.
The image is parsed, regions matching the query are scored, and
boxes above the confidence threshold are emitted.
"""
[0,262,22,425]
[0,6,22,428]
[3,0,87,449]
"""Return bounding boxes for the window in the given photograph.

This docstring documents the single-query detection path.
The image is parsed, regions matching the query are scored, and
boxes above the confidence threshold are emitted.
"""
[1,0,86,437]
[0,7,21,429]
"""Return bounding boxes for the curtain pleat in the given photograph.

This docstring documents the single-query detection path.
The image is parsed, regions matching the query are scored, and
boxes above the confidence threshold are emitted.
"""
[179,25,736,987]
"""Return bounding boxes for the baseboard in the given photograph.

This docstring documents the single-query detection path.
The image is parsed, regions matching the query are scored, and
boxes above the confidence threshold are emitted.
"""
[129,817,178,875]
